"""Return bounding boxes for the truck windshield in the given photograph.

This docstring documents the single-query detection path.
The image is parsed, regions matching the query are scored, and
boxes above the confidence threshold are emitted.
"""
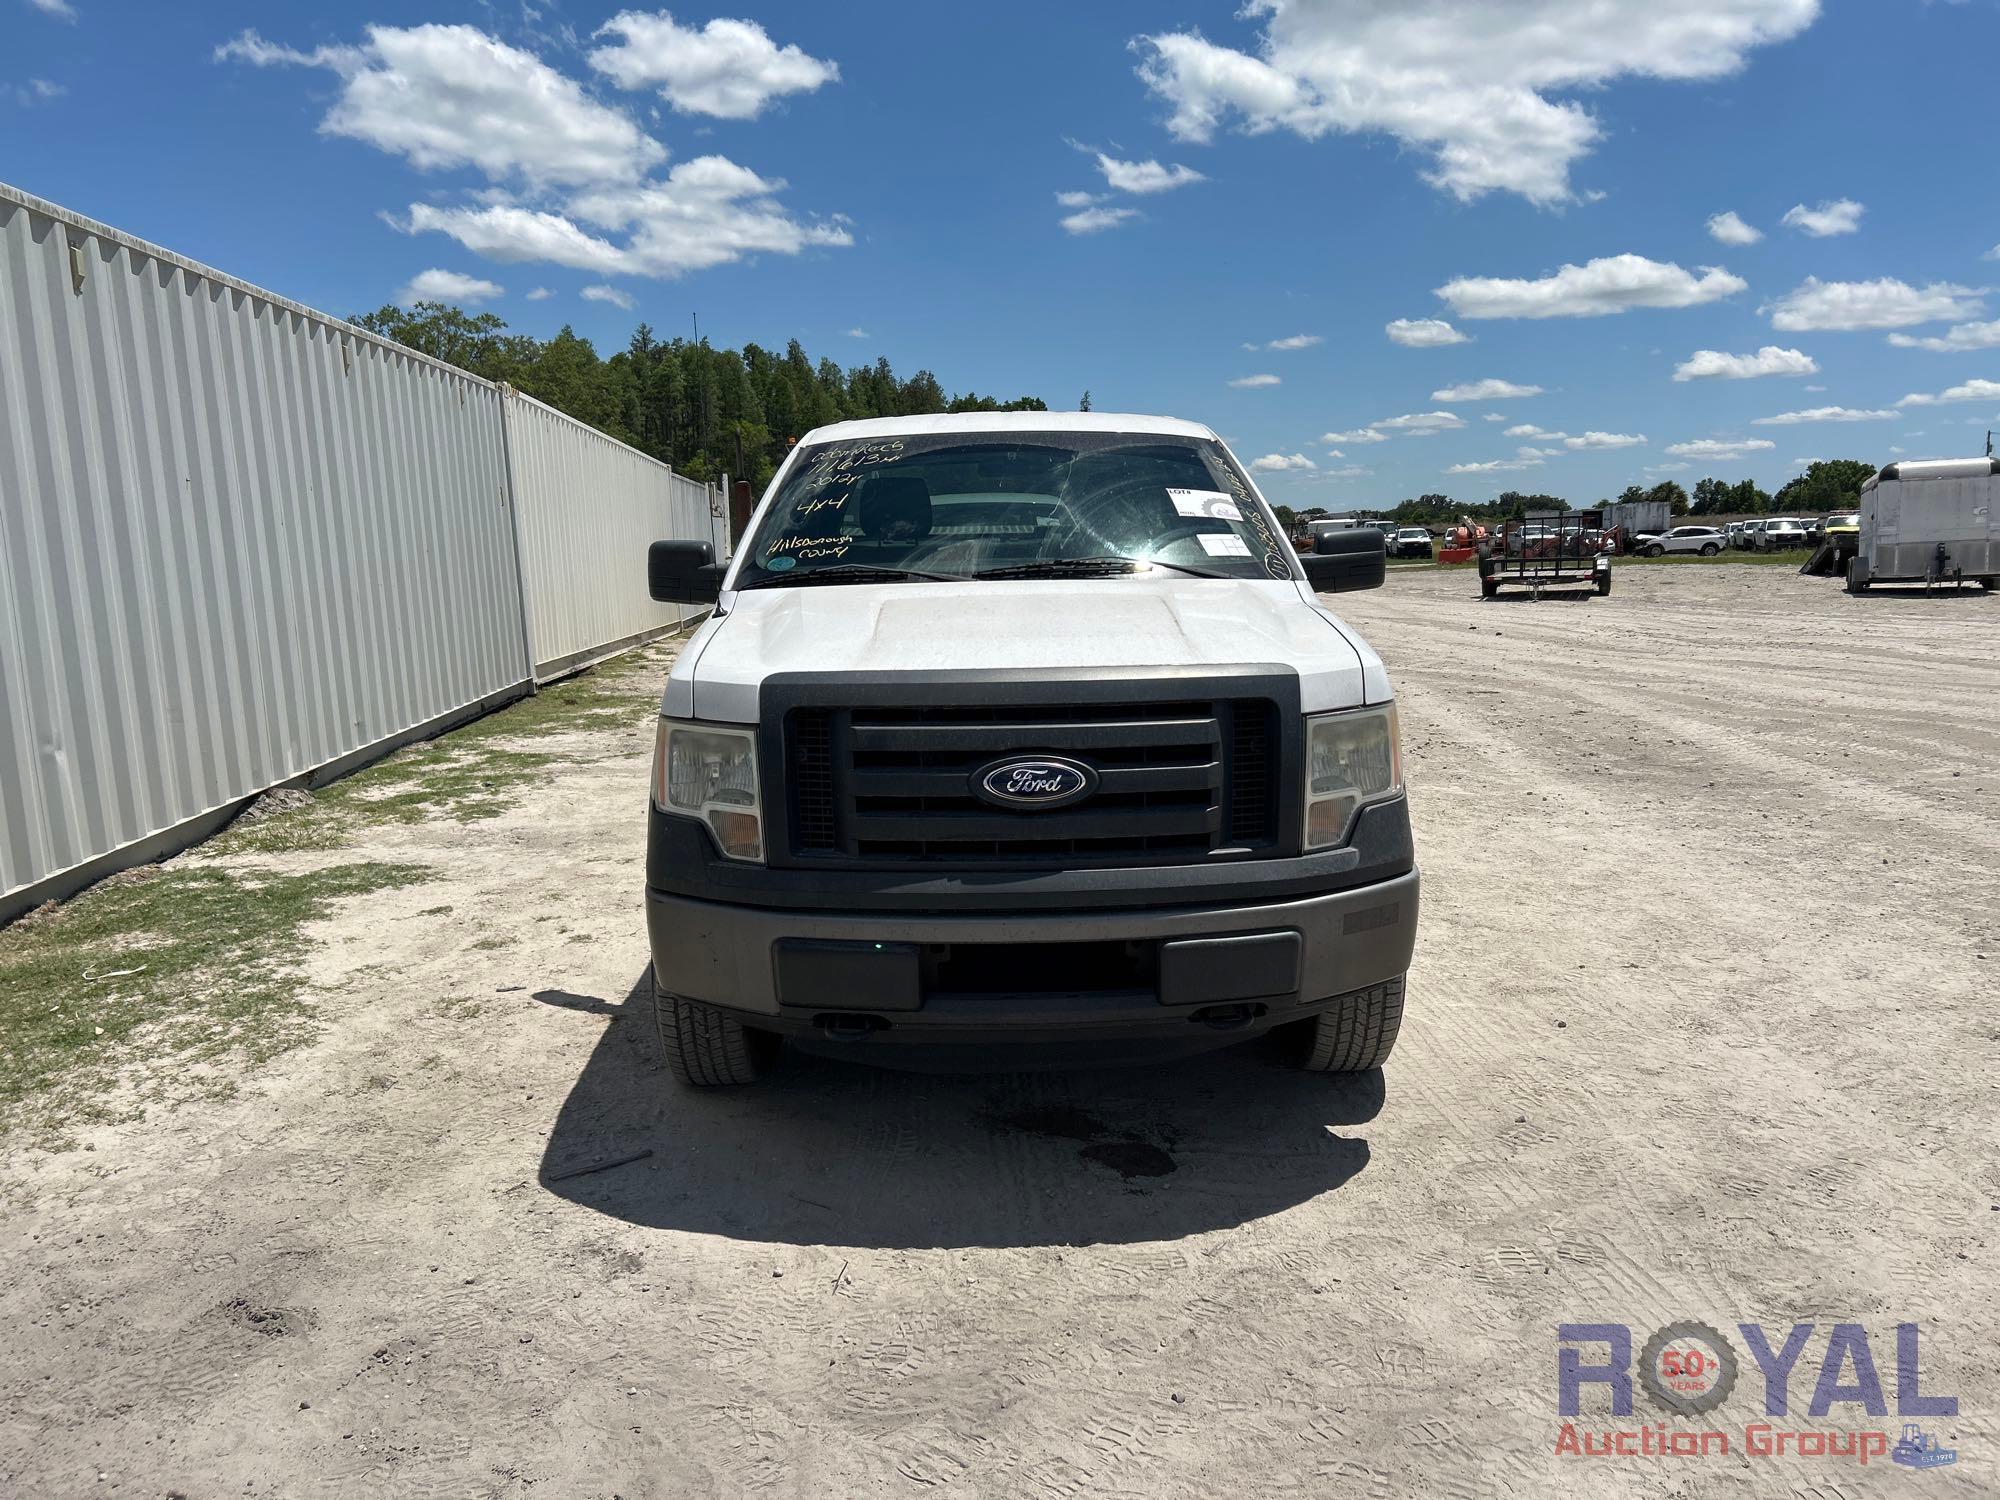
[734,431,1296,586]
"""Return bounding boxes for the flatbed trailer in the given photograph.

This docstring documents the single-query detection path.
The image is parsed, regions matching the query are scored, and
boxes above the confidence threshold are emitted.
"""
[1478,510,1612,598]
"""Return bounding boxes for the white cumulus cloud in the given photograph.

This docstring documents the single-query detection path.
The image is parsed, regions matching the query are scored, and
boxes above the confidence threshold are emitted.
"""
[26,0,78,21]
[1706,210,1762,245]
[1095,153,1205,194]
[1505,424,1567,439]
[1257,333,1322,351]
[580,283,636,311]
[1386,317,1470,347]
[1055,190,1101,208]
[1249,452,1318,472]
[588,12,837,119]
[1895,378,2000,408]
[524,287,555,301]
[1781,198,1863,237]
[1062,205,1139,235]
[1886,320,2000,353]
[398,267,503,305]
[1438,254,1746,320]
[1765,277,1982,332]
[1564,431,1647,450]
[1664,437,1777,459]
[1229,373,1282,388]
[1375,411,1464,433]
[1750,406,1898,425]
[219,25,848,282]
[1132,0,1816,205]
[218,24,663,187]
[1672,345,1819,381]
[1448,448,1548,474]
[1431,378,1543,401]
[1324,428,1389,444]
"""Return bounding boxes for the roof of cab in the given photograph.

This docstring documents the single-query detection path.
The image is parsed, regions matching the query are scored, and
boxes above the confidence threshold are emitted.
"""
[796,411,1219,445]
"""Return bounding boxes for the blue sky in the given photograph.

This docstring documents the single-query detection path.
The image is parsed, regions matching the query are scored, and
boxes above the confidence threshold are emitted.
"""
[7,0,2000,506]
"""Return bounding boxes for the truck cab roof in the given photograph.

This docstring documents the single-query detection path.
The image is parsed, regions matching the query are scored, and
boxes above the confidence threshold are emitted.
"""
[796,411,1220,445]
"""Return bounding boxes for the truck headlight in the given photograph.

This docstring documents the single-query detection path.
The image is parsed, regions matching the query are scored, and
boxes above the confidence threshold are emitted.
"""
[653,719,763,862]
[1304,704,1402,850]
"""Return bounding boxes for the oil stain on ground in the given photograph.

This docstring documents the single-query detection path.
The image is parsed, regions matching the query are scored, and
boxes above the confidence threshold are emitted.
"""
[991,1104,1178,1179]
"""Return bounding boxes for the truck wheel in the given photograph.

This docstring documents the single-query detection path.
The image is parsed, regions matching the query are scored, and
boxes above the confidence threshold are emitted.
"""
[1595,570,1612,596]
[1845,556,1870,595]
[1480,577,1500,599]
[1295,976,1405,1072]
[1644,543,1665,558]
[654,976,778,1086]
[1700,542,1720,556]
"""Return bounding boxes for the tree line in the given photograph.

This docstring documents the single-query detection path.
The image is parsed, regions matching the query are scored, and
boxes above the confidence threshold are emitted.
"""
[1280,459,1879,531]
[350,302,1048,491]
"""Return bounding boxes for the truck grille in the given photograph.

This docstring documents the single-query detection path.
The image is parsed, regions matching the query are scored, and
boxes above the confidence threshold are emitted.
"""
[783,695,1282,868]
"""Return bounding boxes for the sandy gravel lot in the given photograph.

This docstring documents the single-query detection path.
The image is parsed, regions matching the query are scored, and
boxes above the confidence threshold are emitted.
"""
[2,563,1996,1498]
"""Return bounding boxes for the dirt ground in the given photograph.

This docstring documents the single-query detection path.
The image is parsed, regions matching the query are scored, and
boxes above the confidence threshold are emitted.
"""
[2,564,1996,1499]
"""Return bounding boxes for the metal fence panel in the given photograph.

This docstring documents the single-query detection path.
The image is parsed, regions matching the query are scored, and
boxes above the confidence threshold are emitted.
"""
[0,183,532,912]
[502,387,717,679]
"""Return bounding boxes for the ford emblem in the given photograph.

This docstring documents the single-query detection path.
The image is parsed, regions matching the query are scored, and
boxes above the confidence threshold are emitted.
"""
[972,755,1098,810]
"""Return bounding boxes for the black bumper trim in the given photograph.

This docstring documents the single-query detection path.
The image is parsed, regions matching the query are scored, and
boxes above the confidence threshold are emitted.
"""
[648,795,1415,914]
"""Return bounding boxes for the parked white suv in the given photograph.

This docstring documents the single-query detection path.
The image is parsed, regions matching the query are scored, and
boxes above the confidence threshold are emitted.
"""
[644,412,1418,1085]
[1634,524,1725,557]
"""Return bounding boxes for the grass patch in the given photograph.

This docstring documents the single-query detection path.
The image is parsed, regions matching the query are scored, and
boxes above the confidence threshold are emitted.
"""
[214,659,664,855]
[0,860,428,1140]
[1623,549,1816,566]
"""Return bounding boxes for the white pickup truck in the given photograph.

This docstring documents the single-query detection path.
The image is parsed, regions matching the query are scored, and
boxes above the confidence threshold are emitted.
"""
[643,412,1418,1085]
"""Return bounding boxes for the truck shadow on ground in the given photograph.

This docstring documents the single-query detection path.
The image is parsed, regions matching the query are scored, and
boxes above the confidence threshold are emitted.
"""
[533,973,1379,1250]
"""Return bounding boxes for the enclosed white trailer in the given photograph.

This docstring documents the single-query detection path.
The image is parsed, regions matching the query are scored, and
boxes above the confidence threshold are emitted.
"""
[1850,458,2000,591]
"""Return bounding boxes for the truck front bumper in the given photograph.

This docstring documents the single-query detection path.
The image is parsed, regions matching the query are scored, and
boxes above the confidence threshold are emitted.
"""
[645,868,1419,1047]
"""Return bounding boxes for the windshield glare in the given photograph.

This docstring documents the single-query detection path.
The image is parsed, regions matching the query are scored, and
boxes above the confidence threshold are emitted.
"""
[735,432,1296,585]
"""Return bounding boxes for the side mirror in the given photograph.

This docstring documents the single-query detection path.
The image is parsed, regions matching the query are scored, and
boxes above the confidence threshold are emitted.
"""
[649,540,727,604]
[1302,527,1386,593]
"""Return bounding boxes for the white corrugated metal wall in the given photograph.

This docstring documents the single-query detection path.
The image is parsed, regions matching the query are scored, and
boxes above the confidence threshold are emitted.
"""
[0,181,720,919]
[502,387,724,680]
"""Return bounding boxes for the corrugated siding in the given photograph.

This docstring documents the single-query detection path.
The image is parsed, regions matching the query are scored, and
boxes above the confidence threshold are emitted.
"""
[503,388,719,677]
[0,184,530,905]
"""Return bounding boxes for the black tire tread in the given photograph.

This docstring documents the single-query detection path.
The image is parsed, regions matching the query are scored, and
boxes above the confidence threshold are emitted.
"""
[1299,975,1406,1073]
[654,981,770,1086]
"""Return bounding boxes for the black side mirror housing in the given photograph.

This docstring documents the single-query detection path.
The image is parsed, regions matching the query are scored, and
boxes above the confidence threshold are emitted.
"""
[1301,528,1387,592]
[648,540,728,604]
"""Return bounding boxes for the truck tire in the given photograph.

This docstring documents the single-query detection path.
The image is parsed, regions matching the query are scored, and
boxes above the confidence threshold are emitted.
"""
[1595,569,1612,596]
[1295,975,1405,1073]
[1480,576,1500,598]
[654,976,778,1086]
[1845,555,1870,595]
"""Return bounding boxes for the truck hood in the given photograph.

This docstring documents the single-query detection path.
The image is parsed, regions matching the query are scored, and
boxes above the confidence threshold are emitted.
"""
[669,577,1383,723]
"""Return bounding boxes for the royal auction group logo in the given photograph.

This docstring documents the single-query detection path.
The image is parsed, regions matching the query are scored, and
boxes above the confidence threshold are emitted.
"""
[1557,1322,1960,1469]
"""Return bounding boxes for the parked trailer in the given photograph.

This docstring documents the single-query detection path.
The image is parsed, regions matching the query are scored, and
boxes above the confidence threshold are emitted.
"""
[1602,498,1670,551]
[1848,459,1999,593]
[1478,509,1612,598]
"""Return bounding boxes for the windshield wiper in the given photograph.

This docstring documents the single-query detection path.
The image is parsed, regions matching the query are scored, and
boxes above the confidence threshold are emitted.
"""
[972,555,1231,581]
[737,563,964,588]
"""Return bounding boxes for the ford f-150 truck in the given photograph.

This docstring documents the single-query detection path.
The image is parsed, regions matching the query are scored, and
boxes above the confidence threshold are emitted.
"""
[643,413,1418,1085]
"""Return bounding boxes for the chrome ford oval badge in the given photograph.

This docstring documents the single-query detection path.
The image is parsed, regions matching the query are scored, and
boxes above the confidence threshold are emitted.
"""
[972,755,1098,810]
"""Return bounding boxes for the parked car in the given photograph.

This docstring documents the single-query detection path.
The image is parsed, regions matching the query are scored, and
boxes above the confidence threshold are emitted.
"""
[1735,519,1767,550]
[1393,526,1434,559]
[1804,515,1828,544]
[643,411,1418,1084]
[1757,517,1810,551]
[1634,524,1725,557]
